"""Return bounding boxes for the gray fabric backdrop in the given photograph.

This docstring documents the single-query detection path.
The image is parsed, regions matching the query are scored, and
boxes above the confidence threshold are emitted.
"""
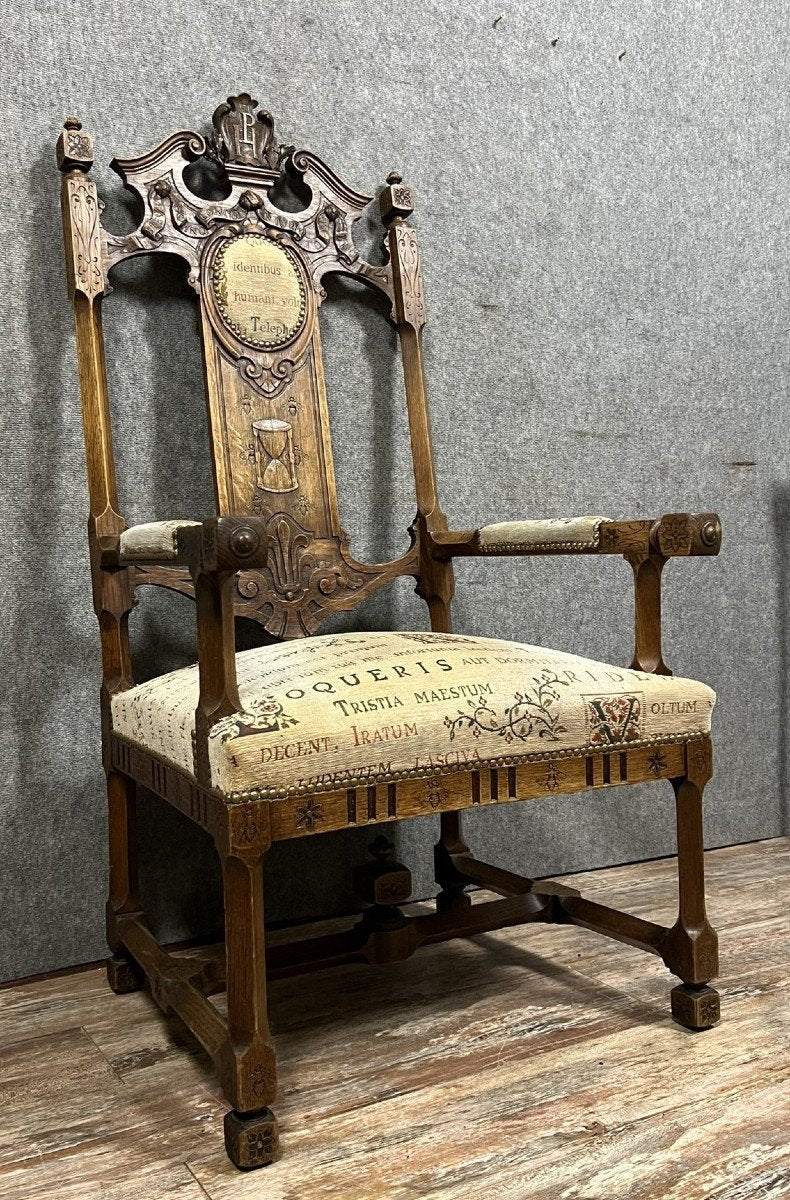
[1,0,787,981]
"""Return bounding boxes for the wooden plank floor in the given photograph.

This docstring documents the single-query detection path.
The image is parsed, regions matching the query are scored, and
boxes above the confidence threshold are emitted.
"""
[0,839,788,1200]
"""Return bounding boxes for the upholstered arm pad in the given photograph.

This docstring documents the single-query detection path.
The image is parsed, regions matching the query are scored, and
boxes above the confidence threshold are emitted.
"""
[102,516,269,572]
[119,520,202,561]
[477,516,606,553]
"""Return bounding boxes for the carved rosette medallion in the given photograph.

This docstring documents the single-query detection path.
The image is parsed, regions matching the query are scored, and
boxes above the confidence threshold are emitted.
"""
[212,234,307,350]
[295,797,323,832]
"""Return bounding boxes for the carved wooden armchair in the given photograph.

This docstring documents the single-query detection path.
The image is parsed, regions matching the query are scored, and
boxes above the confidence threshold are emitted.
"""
[57,94,722,1170]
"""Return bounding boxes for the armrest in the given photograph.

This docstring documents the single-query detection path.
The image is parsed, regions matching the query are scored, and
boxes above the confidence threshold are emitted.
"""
[427,511,721,677]
[98,516,269,572]
[98,516,269,787]
[430,513,722,559]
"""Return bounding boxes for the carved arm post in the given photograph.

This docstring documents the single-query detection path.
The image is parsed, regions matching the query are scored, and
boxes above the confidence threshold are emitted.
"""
[109,515,277,1131]
[598,514,722,676]
[183,519,275,1133]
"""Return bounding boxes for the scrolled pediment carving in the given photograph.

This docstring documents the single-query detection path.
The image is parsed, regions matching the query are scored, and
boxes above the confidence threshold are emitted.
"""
[93,96,392,308]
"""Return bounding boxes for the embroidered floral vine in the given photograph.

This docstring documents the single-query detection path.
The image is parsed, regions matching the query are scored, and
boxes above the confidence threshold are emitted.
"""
[444,671,570,744]
[216,695,299,742]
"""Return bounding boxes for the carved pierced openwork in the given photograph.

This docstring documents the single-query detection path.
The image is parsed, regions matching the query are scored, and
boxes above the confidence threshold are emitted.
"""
[61,94,426,637]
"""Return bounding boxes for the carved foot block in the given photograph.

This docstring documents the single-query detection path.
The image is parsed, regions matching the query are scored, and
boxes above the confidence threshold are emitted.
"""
[353,835,412,906]
[671,983,721,1031]
[106,953,144,995]
[224,1107,279,1170]
[436,888,472,914]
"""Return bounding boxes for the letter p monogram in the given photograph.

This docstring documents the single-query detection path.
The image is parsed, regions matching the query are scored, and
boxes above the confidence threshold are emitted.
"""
[239,111,256,148]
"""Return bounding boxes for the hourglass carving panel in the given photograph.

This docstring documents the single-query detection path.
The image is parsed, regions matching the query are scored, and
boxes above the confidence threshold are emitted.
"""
[253,419,298,493]
[202,322,340,535]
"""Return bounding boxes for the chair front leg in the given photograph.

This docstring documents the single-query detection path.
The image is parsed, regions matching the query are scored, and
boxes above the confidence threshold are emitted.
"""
[105,768,145,993]
[218,836,279,1169]
[662,738,721,1030]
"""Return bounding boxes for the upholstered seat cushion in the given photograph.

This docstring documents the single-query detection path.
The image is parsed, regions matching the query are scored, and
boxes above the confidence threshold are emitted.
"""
[110,632,715,800]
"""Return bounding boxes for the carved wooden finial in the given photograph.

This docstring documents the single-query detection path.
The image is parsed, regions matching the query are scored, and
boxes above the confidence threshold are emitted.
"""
[208,93,280,185]
[379,173,413,225]
[56,116,94,173]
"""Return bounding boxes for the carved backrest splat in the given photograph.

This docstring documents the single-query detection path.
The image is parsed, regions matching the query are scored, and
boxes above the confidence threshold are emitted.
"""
[58,95,453,639]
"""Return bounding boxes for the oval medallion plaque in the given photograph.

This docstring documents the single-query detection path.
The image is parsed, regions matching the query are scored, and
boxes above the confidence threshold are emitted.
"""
[211,234,307,350]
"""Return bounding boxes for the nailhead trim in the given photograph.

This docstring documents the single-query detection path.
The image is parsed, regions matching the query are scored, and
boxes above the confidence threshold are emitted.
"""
[478,537,600,552]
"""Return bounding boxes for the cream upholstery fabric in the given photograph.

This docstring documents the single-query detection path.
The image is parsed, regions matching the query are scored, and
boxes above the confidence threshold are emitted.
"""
[119,520,201,561]
[477,516,607,552]
[110,632,715,800]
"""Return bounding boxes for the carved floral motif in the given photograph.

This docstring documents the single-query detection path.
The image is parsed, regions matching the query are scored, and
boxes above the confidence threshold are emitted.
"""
[295,798,323,831]
[658,515,691,554]
[235,514,366,637]
[600,521,648,553]
[68,131,91,157]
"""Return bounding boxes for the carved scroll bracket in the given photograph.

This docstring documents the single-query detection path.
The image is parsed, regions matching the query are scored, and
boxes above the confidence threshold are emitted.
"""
[256,147,393,303]
[134,527,419,640]
[234,513,417,638]
[104,124,281,288]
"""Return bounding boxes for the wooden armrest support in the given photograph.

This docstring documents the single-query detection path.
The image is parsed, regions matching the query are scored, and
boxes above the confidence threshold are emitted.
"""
[626,514,721,675]
[99,517,268,787]
[428,512,721,678]
[99,516,269,573]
